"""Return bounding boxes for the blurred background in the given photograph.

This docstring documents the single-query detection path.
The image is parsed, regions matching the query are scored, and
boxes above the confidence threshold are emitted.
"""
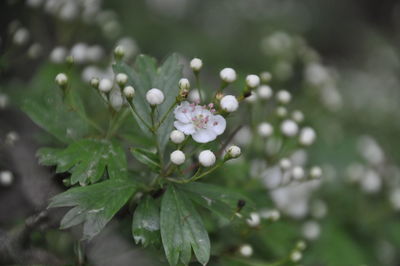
[1,0,400,265]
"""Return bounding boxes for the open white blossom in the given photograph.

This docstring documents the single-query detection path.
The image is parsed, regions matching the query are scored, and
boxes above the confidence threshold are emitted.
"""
[173,101,226,143]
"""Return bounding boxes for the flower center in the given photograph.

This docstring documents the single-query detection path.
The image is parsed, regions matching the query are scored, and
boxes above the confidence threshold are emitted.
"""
[192,114,210,129]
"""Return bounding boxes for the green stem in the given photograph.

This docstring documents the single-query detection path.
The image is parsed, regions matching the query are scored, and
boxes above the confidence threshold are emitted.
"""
[107,108,129,138]
[155,100,178,130]
[126,99,152,130]
[168,159,225,184]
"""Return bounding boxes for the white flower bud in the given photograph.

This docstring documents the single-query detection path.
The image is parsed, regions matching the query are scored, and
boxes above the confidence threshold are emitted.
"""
[309,166,322,179]
[257,85,273,99]
[296,240,307,251]
[170,130,185,144]
[109,89,123,111]
[114,45,125,59]
[188,89,200,103]
[257,122,273,137]
[70,43,88,64]
[220,68,237,83]
[280,119,298,137]
[86,45,104,62]
[50,46,67,64]
[170,150,186,165]
[276,90,291,104]
[13,28,29,45]
[227,145,241,158]
[299,127,316,146]
[290,251,302,262]
[239,244,253,257]
[55,73,68,86]
[260,209,280,221]
[116,73,128,86]
[178,78,190,90]
[246,74,260,88]
[123,86,135,98]
[146,88,164,105]
[190,58,203,71]
[245,91,257,103]
[302,221,320,241]
[292,110,304,123]
[99,78,113,93]
[260,71,272,82]
[198,150,216,167]
[0,93,9,109]
[279,158,291,170]
[292,166,305,180]
[276,106,288,118]
[246,212,261,227]
[0,171,13,186]
[220,95,239,112]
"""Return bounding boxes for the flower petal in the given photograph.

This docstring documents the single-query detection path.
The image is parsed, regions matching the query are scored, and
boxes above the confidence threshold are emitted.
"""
[192,128,217,143]
[174,121,196,135]
[174,101,192,123]
[211,115,226,135]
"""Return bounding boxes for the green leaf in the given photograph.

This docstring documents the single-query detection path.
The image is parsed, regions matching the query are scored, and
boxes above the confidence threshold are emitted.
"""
[130,148,161,172]
[179,182,252,220]
[132,196,161,247]
[21,65,89,143]
[161,185,210,266]
[37,139,127,185]
[112,54,182,153]
[48,178,138,240]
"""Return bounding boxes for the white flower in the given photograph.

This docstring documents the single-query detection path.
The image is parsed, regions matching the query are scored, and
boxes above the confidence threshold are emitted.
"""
[227,145,241,158]
[292,110,304,123]
[260,209,280,221]
[302,221,321,241]
[99,78,113,93]
[239,244,253,257]
[257,85,273,99]
[50,46,67,64]
[0,93,9,109]
[109,88,123,111]
[276,106,287,118]
[245,91,257,103]
[246,74,260,88]
[123,86,135,98]
[220,95,239,112]
[86,45,104,62]
[276,90,291,104]
[257,122,273,137]
[146,88,164,105]
[299,127,316,146]
[13,28,29,45]
[116,73,128,86]
[27,43,41,59]
[190,58,203,71]
[281,119,298,137]
[174,102,226,143]
[290,251,302,262]
[260,71,272,82]
[292,166,305,180]
[114,45,125,58]
[188,89,200,103]
[279,158,291,170]
[170,130,185,144]
[178,78,190,90]
[360,169,381,194]
[198,150,216,167]
[0,171,13,186]
[309,166,322,179]
[220,68,237,83]
[55,73,68,86]
[246,212,261,227]
[117,37,138,60]
[170,150,186,165]
[389,188,400,210]
[70,43,88,64]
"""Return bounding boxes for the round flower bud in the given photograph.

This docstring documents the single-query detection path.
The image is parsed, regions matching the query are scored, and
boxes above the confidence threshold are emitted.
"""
[13,28,29,45]
[302,221,321,241]
[170,130,185,144]
[190,58,203,71]
[257,122,273,137]
[50,46,67,64]
[170,150,186,165]
[188,89,200,103]
[279,158,292,170]
[299,127,316,146]
[227,145,241,158]
[99,78,113,93]
[198,150,216,167]
[55,73,68,87]
[246,212,261,227]
[0,170,13,186]
[292,110,304,123]
[245,91,257,103]
[292,166,305,180]
[239,244,253,257]
[257,85,273,99]
[220,68,237,83]
[123,86,135,98]
[260,71,272,82]
[116,73,128,86]
[114,45,125,60]
[146,88,164,105]
[276,106,288,118]
[178,78,190,90]
[296,240,307,251]
[90,77,100,89]
[109,89,123,112]
[280,119,298,137]
[290,251,302,262]
[276,90,292,104]
[220,95,239,112]
[309,166,322,179]
[246,74,260,88]
[260,209,280,221]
